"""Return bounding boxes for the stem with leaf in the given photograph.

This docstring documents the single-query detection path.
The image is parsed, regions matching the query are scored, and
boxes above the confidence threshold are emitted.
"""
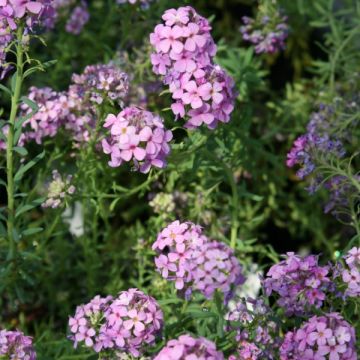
[6,26,24,260]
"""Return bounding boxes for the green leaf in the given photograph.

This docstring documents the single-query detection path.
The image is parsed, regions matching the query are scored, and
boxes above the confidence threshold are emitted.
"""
[0,84,12,97]
[14,151,45,182]
[110,197,121,212]
[20,96,39,112]
[15,197,45,218]
[158,298,184,306]
[42,59,57,69]
[13,146,28,156]
[10,72,17,92]
[0,178,6,188]
[22,227,43,236]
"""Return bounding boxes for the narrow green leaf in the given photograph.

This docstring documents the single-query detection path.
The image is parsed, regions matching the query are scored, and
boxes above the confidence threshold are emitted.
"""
[0,84,12,97]
[42,59,57,68]
[22,227,43,236]
[10,72,17,92]
[15,197,45,218]
[20,96,39,112]
[14,151,45,182]
[13,146,28,156]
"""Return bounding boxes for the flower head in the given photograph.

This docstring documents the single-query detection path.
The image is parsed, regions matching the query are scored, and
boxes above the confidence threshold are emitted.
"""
[280,313,356,360]
[0,329,36,360]
[263,252,331,315]
[154,334,224,360]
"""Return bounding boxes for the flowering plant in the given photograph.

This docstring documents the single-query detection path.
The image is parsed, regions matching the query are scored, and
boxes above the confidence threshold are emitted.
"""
[0,0,359,359]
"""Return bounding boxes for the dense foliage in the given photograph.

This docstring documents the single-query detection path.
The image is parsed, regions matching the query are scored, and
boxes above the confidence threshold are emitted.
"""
[0,0,359,359]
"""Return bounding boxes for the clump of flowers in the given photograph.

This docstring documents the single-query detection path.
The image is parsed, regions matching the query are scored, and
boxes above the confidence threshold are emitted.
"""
[0,0,55,76]
[19,86,69,145]
[150,6,236,129]
[149,192,176,216]
[279,313,357,360]
[190,241,245,300]
[42,170,76,208]
[286,103,346,180]
[225,298,278,358]
[240,4,288,54]
[101,107,173,173]
[0,329,36,359]
[154,334,224,360]
[340,247,360,297]
[71,63,129,106]
[153,221,244,300]
[229,341,262,360]
[65,1,89,35]
[69,289,164,357]
[263,252,331,315]
[0,0,54,30]
[286,99,359,220]
[152,220,208,292]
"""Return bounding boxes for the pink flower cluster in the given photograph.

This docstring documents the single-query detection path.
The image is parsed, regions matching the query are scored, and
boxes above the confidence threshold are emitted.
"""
[69,289,164,357]
[0,0,54,30]
[341,247,360,297]
[153,221,244,300]
[263,252,331,315]
[154,334,224,360]
[150,6,236,129]
[0,63,130,149]
[0,0,55,75]
[229,341,262,360]
[19,87,69,145]
[280,313,357,360]
[0,329,36,360]
[101,107,173,173]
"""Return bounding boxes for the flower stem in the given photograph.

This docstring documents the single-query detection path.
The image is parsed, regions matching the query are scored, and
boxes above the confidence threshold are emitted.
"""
[6,26,24,260]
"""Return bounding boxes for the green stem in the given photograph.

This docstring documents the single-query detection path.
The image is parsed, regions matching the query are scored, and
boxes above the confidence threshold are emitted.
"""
[6,26,24,260]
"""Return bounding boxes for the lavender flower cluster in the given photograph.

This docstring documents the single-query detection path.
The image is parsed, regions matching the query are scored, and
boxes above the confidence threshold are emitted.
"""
[280,313,357,360]
[69,289,163,357]
[101,106,173,173]
[263,252,331,315]
[0,63,129,149]
[71,63,129,106]
[286,103,346,181]
[286,99,359,219]
[42,170,76,208]
[152,220,245,300]
[150,6,236,129]
[229,341,262,360]
[65,1,89,35]
[225,298,278,359]
[0,329,36,359]
[154,334,224,360]
[340,247,360,297]
[240,11,288,54]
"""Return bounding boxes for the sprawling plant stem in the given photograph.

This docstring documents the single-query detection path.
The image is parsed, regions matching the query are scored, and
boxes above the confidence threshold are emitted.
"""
[6,27,24,260]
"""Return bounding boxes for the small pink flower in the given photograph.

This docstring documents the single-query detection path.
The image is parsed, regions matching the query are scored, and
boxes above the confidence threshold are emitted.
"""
[159,25,184,54]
